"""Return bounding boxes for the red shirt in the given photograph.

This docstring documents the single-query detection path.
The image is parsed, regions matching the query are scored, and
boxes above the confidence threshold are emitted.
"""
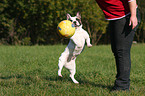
[95,0,133,20]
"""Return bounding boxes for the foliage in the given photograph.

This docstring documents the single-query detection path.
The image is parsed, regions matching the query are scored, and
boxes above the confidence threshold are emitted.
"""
[136,0,145,42]
[0,0,144,45]
[0,45,145,95]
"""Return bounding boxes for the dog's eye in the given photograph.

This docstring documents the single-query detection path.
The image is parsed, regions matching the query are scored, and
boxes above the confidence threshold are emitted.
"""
[76,18,80,21]
[70,20,73,22]
[76,18,81,25]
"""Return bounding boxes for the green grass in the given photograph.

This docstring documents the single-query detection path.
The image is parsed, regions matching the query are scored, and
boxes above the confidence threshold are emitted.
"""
[0,44,145,96]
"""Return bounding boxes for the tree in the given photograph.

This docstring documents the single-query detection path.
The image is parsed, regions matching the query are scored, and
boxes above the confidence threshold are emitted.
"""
[0,0,144,45]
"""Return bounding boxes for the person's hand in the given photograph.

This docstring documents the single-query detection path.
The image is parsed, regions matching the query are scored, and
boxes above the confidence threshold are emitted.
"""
[129,16,138,29]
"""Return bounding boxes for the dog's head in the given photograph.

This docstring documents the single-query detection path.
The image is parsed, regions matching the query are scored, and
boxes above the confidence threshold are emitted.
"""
[67,12,82,28]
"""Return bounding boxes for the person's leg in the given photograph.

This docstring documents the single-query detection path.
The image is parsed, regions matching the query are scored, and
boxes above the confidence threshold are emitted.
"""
[109,15,138,90]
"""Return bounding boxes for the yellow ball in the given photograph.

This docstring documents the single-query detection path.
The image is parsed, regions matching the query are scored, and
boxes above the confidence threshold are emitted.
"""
[57,20,75,38]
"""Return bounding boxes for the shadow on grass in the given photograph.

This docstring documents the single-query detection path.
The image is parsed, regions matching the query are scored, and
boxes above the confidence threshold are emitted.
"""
[43,74,113,90]
[79,79,112,90]
[43,74,71,83]
[0,71,113,90]
[0,74,23,80]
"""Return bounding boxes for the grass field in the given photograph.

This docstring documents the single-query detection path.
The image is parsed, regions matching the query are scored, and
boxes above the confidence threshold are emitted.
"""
[0,44,145,96]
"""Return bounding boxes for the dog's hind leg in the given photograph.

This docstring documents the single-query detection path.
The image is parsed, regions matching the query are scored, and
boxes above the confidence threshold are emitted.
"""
[58,59,65,77]
[65,60,79,84]
[58,47,70,77]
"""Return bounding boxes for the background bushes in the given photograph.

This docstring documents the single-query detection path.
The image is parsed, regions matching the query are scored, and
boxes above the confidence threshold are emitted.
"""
[0,0,144,45]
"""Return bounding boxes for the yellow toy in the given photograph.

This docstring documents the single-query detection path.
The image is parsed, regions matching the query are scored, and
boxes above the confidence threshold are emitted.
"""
[57,20,75,38]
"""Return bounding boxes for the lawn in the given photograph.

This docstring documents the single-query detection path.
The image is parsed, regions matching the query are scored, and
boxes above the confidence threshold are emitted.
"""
[0,44,145,96]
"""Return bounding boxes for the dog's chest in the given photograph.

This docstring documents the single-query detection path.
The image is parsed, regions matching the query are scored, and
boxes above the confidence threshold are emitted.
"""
[73,28,85,40]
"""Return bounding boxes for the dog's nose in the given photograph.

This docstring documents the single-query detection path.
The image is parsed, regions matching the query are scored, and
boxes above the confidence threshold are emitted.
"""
[73,21,77,25]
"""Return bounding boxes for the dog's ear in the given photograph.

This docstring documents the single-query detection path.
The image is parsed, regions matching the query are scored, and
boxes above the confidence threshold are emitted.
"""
[76,12,81,19]
[67,13,71,20]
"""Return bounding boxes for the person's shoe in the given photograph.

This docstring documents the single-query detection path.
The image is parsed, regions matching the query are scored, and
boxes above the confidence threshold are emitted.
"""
[110,86,129,92]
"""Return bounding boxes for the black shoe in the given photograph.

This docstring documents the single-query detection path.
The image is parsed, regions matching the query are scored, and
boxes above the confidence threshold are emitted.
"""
[110,86,129,92]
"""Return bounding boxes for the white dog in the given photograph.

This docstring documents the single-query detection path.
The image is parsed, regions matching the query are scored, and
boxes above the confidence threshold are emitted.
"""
[58,12,92,84]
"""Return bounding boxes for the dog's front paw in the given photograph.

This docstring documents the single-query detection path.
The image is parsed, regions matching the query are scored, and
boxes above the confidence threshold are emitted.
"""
[87,44,92,48]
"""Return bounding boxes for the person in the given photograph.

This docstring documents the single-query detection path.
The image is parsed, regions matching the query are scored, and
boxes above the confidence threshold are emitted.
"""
[95,0,141,91]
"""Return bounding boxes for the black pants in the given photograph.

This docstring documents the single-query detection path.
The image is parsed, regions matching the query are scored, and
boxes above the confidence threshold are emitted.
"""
[109,9,141,90]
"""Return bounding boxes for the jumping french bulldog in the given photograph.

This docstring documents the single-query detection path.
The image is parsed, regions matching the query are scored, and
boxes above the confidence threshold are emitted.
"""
[58,12,92,84]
